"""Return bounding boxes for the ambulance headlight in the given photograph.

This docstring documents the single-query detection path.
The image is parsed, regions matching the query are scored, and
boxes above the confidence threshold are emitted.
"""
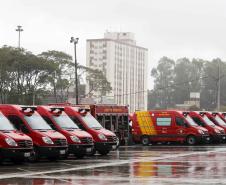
[70,135,81,143]
[42,137,54,144]
[5,138,18,146]
[215,129,220,134]
[198,130,204,134]
[98,133,107,141]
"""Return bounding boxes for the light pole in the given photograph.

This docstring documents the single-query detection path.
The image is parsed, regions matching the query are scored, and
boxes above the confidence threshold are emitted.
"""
[217,60,221,111]
[70,37,79,105]
[16,25,23,48]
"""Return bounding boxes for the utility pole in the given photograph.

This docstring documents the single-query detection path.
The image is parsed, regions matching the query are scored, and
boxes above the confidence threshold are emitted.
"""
[16,25,23,48]
[217,60,221,111]
[70,37,79,105]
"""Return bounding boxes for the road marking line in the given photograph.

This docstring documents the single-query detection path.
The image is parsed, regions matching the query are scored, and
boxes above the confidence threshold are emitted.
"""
[20,175,226,184]
[0,148,226,180]
[17,167,73,184]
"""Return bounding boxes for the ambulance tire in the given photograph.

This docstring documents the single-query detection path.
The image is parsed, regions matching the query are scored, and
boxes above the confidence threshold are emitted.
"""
[186,135,197,145]
[141,136,149,146]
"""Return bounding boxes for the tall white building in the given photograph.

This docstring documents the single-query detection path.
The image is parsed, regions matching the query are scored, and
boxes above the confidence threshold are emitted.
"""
[86,32,148,112]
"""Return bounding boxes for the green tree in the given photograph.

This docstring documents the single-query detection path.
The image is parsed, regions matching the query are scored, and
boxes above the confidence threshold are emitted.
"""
[151,57,175,108]
[0,46,54,104]
[38,50,74,102]
[173,58,203,105]
[82,67,112,100]
[201,59,226,110]
[173,58,191,104]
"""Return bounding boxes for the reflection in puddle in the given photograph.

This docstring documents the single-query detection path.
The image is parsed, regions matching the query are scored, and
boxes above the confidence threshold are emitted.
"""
[1,147,226,185]
[131,161,187,178]
[0,178,72,185]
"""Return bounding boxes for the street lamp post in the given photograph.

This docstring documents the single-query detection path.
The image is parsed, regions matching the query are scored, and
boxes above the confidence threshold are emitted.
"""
[70,37,79,105]
[217,60,221,111]
[16,25,23,48]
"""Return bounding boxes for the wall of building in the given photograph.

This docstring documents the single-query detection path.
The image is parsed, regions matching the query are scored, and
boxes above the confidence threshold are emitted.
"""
[86,32,148,112]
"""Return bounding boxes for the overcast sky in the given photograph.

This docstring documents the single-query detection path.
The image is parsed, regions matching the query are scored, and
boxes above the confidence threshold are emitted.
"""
[1,0,226,88]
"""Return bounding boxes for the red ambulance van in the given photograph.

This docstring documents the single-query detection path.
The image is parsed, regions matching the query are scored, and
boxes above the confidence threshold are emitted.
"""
[0,105,68,161]
[63,106,117,155]
[37,106,94,158]
[0,111,33,163]
[132,110,209,145]
[189,111,225,142]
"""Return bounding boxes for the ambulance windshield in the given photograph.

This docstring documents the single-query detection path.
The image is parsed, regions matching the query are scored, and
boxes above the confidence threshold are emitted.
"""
[203,115,215,126]
[81,113,103,129]
[185,115,198,126]
[0,113,16,131]
[24,115,52,130]
[53,115,79,129]
[215,115,226,126]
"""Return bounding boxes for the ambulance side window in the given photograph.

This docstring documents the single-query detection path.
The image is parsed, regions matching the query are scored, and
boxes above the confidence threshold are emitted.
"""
[8,115,29,133]
[156,117,171,126]
[176,117,186,127]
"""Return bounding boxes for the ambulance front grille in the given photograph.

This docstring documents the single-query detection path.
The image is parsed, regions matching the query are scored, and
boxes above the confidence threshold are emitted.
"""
[106,136,117,142]
[54,139,67,146]
[80,137,93,144]
[17,140,33,148]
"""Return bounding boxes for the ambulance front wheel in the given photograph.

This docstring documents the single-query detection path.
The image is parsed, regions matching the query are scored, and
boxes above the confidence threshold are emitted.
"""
[141,136,149,146]
[186,135,197,145]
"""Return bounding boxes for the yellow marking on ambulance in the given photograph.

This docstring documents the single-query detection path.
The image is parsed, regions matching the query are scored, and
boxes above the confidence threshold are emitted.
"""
[136,111,157,135]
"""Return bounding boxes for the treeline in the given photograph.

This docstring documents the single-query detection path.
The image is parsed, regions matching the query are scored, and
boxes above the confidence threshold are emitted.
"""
[0,46,111,105]
[148,57,226,110]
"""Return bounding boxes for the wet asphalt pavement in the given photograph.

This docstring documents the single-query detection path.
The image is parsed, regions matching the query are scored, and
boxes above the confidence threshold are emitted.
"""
[1,145,226,184]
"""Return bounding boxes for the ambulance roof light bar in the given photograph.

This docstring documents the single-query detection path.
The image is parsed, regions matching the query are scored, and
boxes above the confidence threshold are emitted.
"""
[182,112,189,116]
[78,108,90,113]
[50,107,64,114]
[21,106,37,113]
[199,112,206,116]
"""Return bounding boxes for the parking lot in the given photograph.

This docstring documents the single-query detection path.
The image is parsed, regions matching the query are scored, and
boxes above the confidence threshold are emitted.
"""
[1,145,226,184]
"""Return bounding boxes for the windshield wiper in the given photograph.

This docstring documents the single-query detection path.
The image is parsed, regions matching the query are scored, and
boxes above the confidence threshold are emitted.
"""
[0,129,13,131]
[91,127,102,130]
[62,127,78,130]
